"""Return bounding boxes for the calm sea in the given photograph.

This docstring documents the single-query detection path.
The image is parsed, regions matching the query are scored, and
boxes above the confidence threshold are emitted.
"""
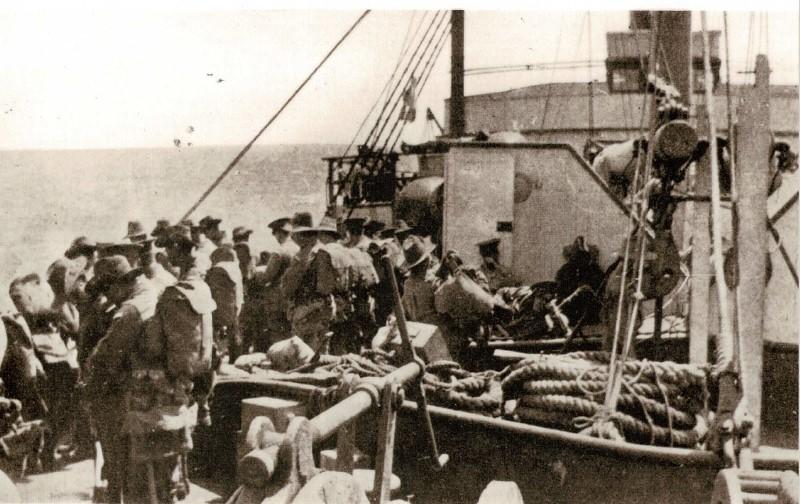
[0,144,344,311]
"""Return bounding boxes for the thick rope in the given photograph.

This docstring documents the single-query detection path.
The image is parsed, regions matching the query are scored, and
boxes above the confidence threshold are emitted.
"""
[701,12,736,378]
[514,396,703,448]
[503,358,707,390]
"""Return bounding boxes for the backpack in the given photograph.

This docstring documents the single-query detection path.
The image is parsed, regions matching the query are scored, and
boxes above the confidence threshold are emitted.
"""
[434,270,496,323]
[205,262,243,331]
[140,279,216,380]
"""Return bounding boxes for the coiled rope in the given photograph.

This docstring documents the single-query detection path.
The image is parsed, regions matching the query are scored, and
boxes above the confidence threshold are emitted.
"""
[302,353,503,417]
[262,348,711,448]
[502,351,711,448]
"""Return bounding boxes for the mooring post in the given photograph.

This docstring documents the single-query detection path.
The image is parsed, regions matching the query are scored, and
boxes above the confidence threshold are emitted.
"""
[735,54,771,448]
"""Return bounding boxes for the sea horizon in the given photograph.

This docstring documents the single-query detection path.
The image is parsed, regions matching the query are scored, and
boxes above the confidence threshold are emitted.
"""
[0,143,345,311]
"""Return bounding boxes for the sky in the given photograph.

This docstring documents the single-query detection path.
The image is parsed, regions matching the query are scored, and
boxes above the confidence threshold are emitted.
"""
[0,4,797,150]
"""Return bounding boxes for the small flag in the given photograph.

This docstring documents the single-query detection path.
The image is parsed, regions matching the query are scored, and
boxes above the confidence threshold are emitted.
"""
[400,76,418,122]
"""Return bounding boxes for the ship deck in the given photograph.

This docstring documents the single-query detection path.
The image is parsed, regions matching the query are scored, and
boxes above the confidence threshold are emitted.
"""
[14,460,223,504]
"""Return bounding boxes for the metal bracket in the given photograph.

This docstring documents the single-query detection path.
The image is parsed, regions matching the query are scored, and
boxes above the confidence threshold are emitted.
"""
[371,381,401,504]
[229,416,320,504]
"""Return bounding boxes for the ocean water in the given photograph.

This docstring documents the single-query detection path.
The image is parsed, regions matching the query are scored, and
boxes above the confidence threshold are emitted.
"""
[0,144,344,311]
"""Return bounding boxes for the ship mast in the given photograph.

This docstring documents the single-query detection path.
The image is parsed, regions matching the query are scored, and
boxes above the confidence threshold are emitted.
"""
[449,10,465,138]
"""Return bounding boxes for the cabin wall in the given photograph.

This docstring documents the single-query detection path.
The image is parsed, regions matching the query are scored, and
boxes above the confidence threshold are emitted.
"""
[442,148,515,268]
[510,146,630,284]
[765,197,798,346]
[705,174,798,346]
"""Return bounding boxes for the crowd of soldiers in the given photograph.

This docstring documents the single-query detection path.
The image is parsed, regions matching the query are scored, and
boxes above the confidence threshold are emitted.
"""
[1,211,516,503]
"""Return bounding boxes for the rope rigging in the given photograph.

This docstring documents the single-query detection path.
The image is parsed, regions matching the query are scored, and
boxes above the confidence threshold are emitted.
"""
[546,13,589,131]
[539,13,566,130]
[389,25,450,153]
[360,11,435,150]
[701,11,736,376]
[464,60,604,76]
[603,11,661,430]
[336,11,424,166]
[723,11,743,372]
[329,11,447,211]
[363,11,446,151]
[384,17,452,154]
[366,11,450,155]
[179,10,371,221]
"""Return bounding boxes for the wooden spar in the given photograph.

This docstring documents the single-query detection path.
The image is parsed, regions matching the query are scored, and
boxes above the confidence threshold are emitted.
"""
[654,10,691,357]
[449,10,465,137]
[689,106,712,365]
[735,54,771,448]
[657,11,692,269]
[657,11,692,107]
[701,12,736,372]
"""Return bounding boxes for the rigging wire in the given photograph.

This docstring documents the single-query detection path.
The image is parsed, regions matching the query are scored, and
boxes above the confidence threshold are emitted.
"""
[362,10,432,148]
[369,11,448,152]
[382,16,451,153]
[540,13,566,130]
[364,11,445,151]
[336,10,422,165]
[723,10,743,375]
[368,11,450,153]
[464,60,604,76]
[178,10,371,222]
[549,13,588,129]
[701,11,736,374]
[388,20,452,153]
[330,11,433,207]
[604,11,660,413]
[335,11,446,216]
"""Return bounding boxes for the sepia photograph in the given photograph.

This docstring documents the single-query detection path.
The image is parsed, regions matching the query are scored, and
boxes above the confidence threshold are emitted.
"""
[0,2,798,503]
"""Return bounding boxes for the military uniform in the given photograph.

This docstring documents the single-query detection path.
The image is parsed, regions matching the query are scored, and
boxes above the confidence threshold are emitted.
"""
[281,241,336,353]
[207,249,244,361]
[144,260,178,294]
[194,235,215,274]
[402,274,442,325]
[338,219,378,350]
[244,240,298,352]
[124,264,215,503]
[345,234,373,253]
[400,237,443,326]
[86,273,158,503]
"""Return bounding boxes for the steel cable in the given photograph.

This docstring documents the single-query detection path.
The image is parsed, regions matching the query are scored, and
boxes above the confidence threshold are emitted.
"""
[179,10,371,221]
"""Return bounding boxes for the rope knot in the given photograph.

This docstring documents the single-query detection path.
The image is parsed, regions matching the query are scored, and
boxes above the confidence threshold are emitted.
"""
[574,405,625,442]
